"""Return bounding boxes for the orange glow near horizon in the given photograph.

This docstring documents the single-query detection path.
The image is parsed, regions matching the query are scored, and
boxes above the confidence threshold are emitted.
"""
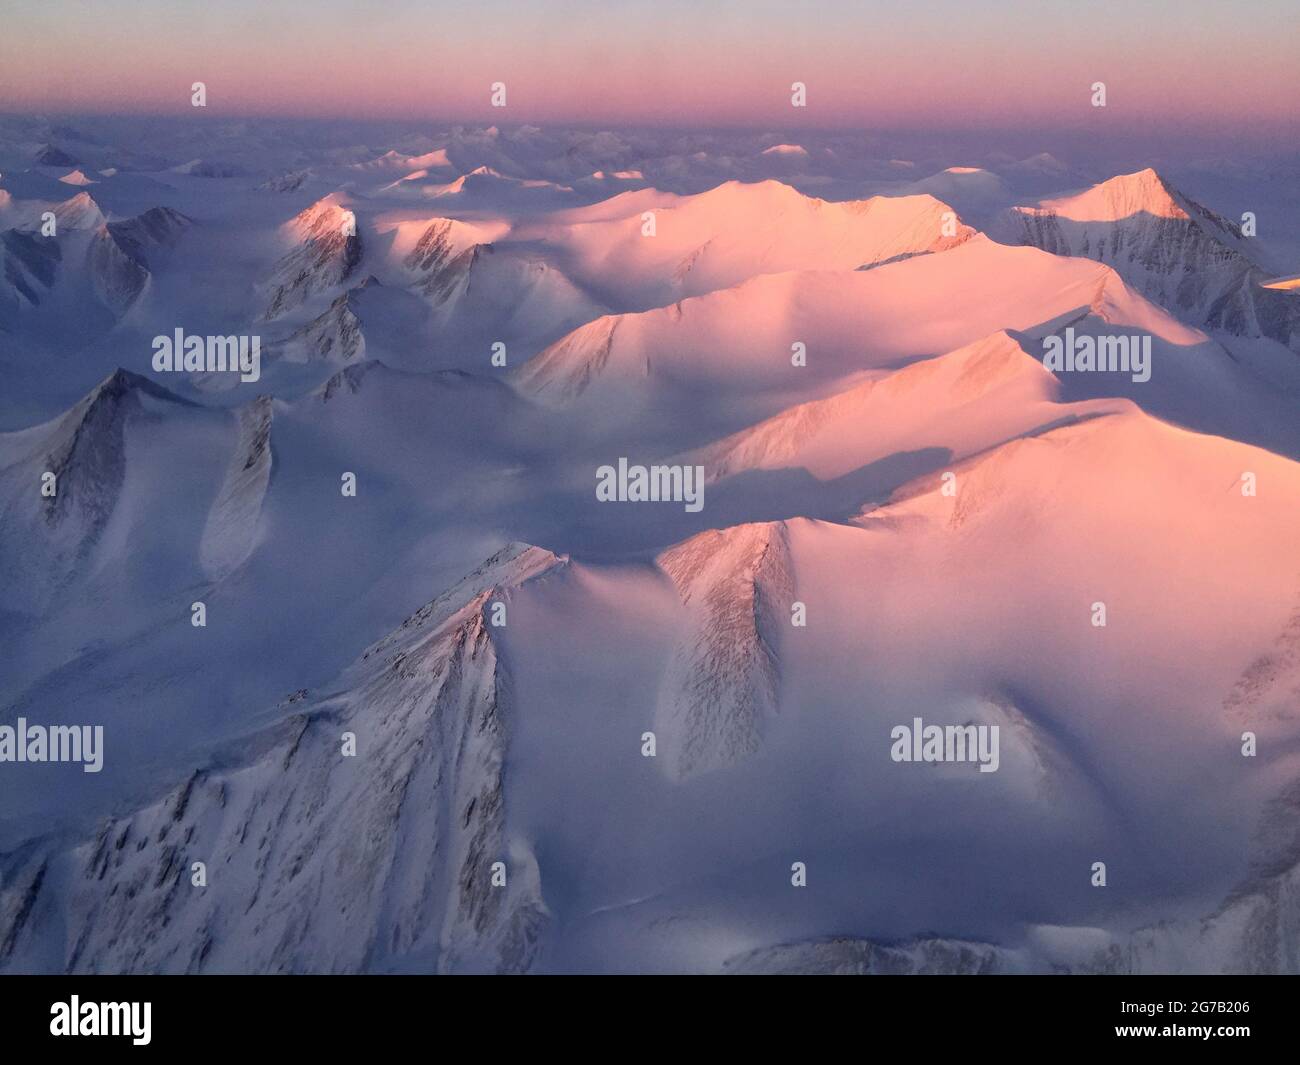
[0,1,1296,136]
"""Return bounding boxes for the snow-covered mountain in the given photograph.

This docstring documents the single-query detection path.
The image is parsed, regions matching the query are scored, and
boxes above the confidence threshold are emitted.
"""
[271,282,369,364]
[690,330,1120,487]
[1006,168,1299,350]
[35,144,78,167]
[257,170,312,193]
[1,198,189,321]
[263,195,362,319]
[522,179,976,309]
[57,169,96,187]
[46,190,106,231]
[87,206,191,314]
[0,228,61,314]
[0,369,204,610]
[397,216,498,299]
[379,165,576,206]
[6,401,1299,971]
[653,523,793,781]
[0,543,563,973]
[1,117,1298,976]
[514,237,1164,421]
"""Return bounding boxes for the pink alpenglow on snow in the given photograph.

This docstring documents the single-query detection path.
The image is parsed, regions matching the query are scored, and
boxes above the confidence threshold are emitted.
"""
[1,0,1299,982]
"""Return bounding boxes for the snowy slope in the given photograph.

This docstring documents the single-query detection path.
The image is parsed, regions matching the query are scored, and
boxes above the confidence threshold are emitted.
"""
[521,179,975,308]
[7,405,1298,972]
[691,330,1109,484]
[514,237,1177,423]
[0,544,564,973]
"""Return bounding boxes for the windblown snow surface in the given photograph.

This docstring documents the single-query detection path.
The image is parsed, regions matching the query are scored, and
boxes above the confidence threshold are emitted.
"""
[1,117,1299,974]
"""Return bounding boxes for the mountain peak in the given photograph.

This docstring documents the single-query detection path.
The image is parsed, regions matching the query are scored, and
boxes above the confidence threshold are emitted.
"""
[1029,167,1188,223]
[57,169,96,187]
[29,369,192,518]
[702,177,805,203]
[0,541,565,973]
[52,190,106,230]
[284,194,356,238]
[35,144,78,167]
[1011,151,1068,174]
[107,205,193,249]
[1009,168,1295,346]
[274,287,368,364]
[357,541,565,670]
[82,367,193,411]
[314,358,385,401]
[265,194,362,318]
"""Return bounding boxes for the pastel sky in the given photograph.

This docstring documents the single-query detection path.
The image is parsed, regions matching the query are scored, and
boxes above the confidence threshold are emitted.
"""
[1,0,1296,135]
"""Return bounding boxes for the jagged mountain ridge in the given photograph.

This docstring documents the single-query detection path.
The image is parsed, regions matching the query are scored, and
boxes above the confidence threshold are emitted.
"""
[0,544,564,973]
[272,283,371,364]
[0,228,62,313]
[0,370,200,608]
[88,206,192,314]
[263,195,362,320]
[1007,168,1299,349]
[1,198,190,319]
[9,397,1296,972]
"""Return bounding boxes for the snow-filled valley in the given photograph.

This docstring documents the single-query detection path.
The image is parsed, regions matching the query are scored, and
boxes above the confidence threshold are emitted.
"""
[0,117,1298,973]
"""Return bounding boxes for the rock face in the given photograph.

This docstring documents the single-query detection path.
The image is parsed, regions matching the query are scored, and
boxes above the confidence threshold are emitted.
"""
[51,191,106,231]
[0,544,563,973]
[1008,169,1299,349]
[87,228,149,314]
[257,170,310,193]
[403,217,482,304]
[653,523,793,780]
[199,396,273,581]
[273,286,367,363]
[0,228,62,312]
[88,206,192,314]
[263,197,362,320]
[0,370,192,610]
